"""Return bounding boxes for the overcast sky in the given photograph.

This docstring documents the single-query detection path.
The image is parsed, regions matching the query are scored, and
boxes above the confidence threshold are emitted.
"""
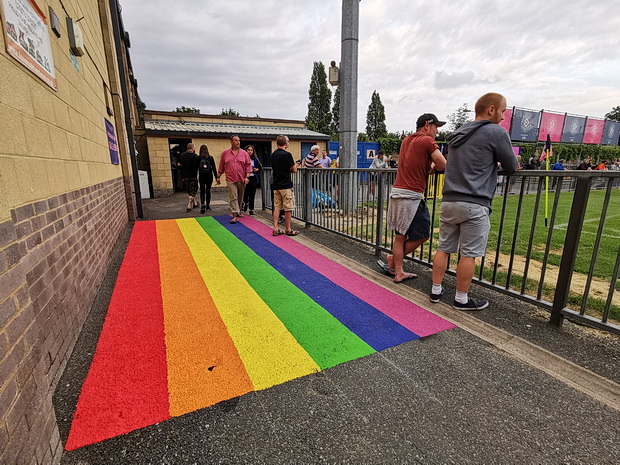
[120,0,620,133]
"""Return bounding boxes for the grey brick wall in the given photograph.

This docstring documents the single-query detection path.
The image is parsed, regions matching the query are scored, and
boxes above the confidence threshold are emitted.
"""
[0,178,128,464]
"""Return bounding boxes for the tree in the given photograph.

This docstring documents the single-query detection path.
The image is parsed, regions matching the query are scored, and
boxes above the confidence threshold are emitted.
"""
[305,61,332,134]
[174,106,200,114]
[605,106,620,121]
[137,94,146,125]
[331,86,340,140]
[365,90,388,141]
[447,103,472,131]
[357,132,369,142]
[220,108,240,117]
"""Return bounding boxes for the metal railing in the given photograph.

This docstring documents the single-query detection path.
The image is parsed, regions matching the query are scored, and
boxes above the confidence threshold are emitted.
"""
[262,167,620,335]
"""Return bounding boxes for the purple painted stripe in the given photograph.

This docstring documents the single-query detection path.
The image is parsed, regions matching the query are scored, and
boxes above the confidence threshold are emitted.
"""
[243,218,455,337]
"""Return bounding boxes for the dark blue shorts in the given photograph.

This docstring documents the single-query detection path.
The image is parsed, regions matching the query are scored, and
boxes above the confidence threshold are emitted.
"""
[405,200,430,241]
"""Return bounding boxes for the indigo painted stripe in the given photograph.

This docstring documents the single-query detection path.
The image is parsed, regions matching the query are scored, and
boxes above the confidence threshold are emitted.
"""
[242,217,456,337]
[196,217,375,369]
[214,216,419,351]
[176,219,320,390]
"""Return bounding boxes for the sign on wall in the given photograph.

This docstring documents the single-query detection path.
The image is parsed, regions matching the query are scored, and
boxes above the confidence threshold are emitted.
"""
[105,119,119,165]
[510,109,540,142]
[0,0,57,89]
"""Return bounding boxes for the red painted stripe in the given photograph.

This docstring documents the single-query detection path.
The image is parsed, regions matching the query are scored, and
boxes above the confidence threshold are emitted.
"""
[65,221,170,450]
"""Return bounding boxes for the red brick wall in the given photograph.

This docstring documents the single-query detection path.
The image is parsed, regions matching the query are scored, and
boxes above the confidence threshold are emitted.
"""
[0,178,129,464]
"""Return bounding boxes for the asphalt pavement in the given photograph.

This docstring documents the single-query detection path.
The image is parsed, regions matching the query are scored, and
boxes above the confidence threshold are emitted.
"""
[54,188,620,464]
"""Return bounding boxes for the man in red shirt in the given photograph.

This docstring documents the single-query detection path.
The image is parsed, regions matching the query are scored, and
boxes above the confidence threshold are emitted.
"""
[217,135,252,224]
[384,114,447,283]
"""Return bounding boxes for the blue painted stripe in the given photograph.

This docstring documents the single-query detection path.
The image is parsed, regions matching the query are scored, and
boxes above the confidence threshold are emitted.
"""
[212,216,419,351]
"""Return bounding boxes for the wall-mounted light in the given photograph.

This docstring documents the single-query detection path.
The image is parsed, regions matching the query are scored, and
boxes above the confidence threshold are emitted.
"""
[66,17,85,56]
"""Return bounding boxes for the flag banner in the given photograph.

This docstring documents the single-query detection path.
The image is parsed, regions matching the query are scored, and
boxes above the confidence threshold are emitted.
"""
[561,115,586,143]
[500,108,513,133]
[602,120,620,146]
[540,134,552,162]
[510,109,540,141]
[538,112,565,142]
[583,118,605,145]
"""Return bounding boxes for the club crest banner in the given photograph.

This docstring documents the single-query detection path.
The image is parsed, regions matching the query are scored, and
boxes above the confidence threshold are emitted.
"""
[602,120,620,146]
[510,109,540,142]
[561,116,586,143]
[538,112,565,142]
[500,108,513,133]
[583,118,604,145]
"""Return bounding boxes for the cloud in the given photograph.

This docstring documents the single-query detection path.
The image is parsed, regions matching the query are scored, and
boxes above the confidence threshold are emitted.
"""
[121,0,620,133]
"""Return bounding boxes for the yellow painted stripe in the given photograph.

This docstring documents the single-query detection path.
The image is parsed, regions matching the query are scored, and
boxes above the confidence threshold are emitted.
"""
[176,218,320,389]
[157,220,253,416]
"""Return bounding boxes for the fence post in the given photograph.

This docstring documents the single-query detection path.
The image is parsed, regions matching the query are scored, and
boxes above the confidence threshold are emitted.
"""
[550,176,592,326]
[374,171,385,256]
[303,169,312,226]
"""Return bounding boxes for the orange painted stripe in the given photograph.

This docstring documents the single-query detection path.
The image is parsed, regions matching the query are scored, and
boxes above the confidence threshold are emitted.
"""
[156,220,253,416]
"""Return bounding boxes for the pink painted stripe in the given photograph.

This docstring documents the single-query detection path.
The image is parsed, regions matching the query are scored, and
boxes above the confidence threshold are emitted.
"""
[242,218,455,337]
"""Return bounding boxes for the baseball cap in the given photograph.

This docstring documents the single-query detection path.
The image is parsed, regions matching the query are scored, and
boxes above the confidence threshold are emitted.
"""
[416,113,446,128]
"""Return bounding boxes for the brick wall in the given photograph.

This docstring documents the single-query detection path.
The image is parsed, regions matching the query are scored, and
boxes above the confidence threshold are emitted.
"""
[0,178,128,464]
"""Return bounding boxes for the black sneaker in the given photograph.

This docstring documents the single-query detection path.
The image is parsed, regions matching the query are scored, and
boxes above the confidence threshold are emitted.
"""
[200,207,206,214]
[452,298,489,311]
[429,287,444,303]
[249,210,255,215]
[206,206,211,211]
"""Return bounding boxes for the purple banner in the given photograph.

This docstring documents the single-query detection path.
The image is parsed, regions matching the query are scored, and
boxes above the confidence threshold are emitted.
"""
[538,112,565,142]
[583,118,604,145]
[105,119,119,164]
[561,115,586,143]
[500,108,513,133]
[510,109,540,142]
[602,120,620,146]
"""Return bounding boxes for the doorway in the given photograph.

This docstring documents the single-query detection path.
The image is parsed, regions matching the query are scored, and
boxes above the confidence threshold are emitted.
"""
[169,138,192,192]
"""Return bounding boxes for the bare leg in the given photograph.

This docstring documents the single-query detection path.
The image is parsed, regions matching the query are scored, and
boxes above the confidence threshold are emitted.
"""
[391,235,427,282]
[431,250,450,285]
[284,211,292,232]
[455,256,476,293]
[273,209,280,232]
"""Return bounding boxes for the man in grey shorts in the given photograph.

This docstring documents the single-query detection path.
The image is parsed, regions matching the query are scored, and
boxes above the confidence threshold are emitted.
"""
[430,93,518,310]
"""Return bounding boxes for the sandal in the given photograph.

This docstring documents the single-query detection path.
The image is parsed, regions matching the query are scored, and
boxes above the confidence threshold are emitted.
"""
[285,229,299,236]
[230,218,238,224]
[272,230,284,236]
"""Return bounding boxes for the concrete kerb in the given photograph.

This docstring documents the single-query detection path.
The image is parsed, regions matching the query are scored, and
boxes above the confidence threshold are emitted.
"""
[249,214,620,413]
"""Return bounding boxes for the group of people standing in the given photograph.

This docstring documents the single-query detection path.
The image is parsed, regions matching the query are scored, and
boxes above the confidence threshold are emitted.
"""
[385,92,518,311]
[176,136,263,218]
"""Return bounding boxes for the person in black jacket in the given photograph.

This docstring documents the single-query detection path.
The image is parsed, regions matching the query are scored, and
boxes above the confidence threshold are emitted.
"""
[198,144,217,213]
[242,145,262,215]
[178,143,199,212]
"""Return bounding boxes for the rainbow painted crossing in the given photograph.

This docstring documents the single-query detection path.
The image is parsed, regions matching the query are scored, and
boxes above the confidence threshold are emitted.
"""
[65,216,454,450]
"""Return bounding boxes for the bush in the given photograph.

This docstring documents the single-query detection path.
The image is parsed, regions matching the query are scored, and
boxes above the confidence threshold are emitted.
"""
[377,137,402,155]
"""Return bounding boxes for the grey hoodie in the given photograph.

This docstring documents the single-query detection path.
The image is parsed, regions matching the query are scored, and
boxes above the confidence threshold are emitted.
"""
[443,120,518,210]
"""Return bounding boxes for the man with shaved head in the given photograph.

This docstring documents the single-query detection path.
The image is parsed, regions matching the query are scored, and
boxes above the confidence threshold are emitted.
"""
[430,92,518,310]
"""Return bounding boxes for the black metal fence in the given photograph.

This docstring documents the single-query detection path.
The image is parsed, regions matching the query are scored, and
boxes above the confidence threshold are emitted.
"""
[262,167,620,335]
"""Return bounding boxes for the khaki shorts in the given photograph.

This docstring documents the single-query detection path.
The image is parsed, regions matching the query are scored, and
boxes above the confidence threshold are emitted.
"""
[274,188,295,211]
[437,201,490,258]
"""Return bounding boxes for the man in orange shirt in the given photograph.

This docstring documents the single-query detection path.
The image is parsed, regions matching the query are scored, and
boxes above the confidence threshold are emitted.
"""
[382,114,447,283]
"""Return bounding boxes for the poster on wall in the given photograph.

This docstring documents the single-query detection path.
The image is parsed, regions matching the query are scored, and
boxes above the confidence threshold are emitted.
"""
[510,109,540,142]
[601,120,620,146]
[105,119,119,165]
[561,115,586,143]
[582,118,604,145]
[500,108,513,133]
[538,112,565,142]
[0,0,57,90]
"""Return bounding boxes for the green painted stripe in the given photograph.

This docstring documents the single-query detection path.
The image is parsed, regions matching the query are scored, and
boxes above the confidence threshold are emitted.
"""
[196,217,375,369]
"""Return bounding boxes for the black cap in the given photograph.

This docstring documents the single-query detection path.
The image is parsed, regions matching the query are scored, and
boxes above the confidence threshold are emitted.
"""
[416,113,446,129]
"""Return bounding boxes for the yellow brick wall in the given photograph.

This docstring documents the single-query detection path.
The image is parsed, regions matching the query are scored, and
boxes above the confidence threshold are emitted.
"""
[0,0,127,222]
